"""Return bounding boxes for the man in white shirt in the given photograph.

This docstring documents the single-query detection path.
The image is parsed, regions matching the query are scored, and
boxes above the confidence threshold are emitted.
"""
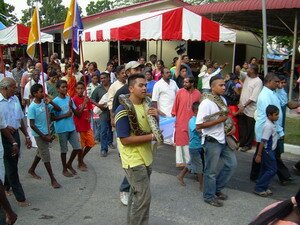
[237,64,263,152]
[196,76,237,207]
[198,63,227,93]
[152,68,179,117]
[105,61,116,84]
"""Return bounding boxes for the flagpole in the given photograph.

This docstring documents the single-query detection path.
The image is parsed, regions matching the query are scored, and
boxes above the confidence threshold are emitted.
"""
[0,46,5,76]
[79,40,87,96]
[36,1,50,135]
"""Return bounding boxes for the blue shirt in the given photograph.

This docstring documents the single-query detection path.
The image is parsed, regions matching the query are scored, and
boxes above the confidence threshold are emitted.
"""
[188,116,202,149]
[27,100,52,136]
[276,88,288,107]
[146,80,156,94]
[255,86,284,142]
[0,93,24,129]
[52,96,76,133]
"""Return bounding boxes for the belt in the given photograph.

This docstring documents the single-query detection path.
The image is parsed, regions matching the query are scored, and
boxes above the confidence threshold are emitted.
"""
[205,136,219,143]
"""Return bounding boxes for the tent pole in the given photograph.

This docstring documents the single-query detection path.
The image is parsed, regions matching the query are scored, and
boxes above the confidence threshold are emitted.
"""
[262,0,268,76]
[117,40,121,65]
[160,40,162,60]
[232,43,236,72]
[289,13,298,101]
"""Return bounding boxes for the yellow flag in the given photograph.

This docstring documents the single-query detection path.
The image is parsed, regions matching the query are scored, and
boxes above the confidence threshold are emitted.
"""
[63,0,75,43]
[27,8,40,59]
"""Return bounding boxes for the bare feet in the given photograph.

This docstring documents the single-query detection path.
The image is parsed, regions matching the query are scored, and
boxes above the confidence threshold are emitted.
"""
[18,200,31,207]
[5,190,12,196]
[78,165,87,172]
[176,175,186,186]
[67,165,77,175]
[51,180,61,189]
[28,170,42,180]
[62,170,73,177]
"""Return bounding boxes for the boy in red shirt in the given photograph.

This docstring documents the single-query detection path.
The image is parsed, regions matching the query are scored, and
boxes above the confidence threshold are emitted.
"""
[73,82,95,171]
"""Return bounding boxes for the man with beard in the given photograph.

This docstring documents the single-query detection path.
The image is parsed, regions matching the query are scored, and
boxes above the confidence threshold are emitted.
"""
[171,77,201,167]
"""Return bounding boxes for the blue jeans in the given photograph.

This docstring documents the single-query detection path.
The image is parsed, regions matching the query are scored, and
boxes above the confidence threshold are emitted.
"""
[100,120,113,152]
[203,140,237,201]
[93,118,101,142]
[255,148,277,192]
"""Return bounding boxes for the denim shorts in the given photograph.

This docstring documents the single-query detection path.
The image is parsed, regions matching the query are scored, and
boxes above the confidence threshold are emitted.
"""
[58,130,81,153]
[187,148,203,174]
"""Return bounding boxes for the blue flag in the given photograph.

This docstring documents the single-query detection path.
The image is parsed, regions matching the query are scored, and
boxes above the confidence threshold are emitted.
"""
[73,3,83,55]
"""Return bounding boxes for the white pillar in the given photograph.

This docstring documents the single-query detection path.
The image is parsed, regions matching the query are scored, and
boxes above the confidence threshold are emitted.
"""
[262,0,268,76]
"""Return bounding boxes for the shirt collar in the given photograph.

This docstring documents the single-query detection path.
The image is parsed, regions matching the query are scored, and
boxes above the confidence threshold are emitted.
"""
[263,86,276,94]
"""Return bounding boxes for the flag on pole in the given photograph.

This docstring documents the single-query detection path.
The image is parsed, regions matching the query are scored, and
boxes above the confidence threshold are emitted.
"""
[27,7,40,59]
[63,0,83,54]
[63,0,75,43]
[73,4,83,54]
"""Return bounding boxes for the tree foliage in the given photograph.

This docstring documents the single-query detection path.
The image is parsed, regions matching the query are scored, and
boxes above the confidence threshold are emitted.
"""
[21,0,67,27]
[0,0,17,26]
[86,0,112,15]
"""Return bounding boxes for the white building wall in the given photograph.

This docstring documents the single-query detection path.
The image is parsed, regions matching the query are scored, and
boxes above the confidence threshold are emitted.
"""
[82,42,110,71]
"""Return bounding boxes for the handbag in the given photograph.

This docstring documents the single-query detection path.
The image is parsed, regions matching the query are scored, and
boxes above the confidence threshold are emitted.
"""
[226,135,239,151]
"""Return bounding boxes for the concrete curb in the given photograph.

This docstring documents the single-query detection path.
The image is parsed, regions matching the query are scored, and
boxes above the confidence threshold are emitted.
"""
[284,143,300,155]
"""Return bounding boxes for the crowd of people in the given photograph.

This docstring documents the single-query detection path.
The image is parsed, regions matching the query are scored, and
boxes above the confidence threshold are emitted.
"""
[0,52,299,224]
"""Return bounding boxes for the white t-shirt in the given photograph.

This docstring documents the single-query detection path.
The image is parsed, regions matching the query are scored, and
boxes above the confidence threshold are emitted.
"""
[74,71,83,82]
[152,79,179,117]
[199,68,221,90]
[196,97,226,144]
[23,79,48,101]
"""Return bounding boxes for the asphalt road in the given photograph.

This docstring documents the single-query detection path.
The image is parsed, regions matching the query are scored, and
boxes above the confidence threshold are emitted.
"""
[7,140,300,225]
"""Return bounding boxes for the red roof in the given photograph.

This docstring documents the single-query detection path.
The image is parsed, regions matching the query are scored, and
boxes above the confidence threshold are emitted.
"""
[186,0,300,15]
[42,0,190,33]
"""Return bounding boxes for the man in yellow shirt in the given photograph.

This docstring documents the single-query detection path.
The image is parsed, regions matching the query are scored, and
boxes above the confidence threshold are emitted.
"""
[115,74,158,225]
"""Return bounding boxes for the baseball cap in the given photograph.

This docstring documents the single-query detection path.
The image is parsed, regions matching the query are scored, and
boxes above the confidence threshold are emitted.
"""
[125,61,140,71]
[5,64,10,68]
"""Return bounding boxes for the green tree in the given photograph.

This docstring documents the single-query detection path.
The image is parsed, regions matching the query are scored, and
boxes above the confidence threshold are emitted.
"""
[86,0,112,15]
[0,0,17,26]
[21,0,67,27]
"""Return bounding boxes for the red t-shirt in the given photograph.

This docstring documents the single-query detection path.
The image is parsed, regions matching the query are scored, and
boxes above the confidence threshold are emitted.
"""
[72,95,93,132]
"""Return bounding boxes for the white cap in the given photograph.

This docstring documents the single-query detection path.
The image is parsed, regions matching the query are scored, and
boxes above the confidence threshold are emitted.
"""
[125,61,140,71]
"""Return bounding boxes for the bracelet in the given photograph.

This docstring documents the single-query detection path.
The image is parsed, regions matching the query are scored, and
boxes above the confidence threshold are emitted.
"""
[25,136,30,139]
[257,153,262,156]
[151,134,154,141]
[12,142,18,146]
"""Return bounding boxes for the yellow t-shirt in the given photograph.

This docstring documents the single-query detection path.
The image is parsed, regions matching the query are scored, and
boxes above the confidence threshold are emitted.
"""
[116,104,153,169]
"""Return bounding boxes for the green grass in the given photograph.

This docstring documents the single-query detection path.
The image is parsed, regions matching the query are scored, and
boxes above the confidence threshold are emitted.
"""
[285,117,300,145]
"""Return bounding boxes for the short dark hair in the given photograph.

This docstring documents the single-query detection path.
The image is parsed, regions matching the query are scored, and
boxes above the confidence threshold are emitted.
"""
[115,65,125,74]
[73,63,79,70]
[106,61,113,67]
[30,83,43,96]
[192,101,200,111]
[278,74,286,81]
[76,81,85,87]
[210,75,223,87]
[100,72,110,78]
[180,65,187,71]
[47,68,58,78]
[128,73,145,87]
[249,63,259,74]
[56,79,67,89]
[264,72,279,84]
[186,76,195,84]
[266,105,279,116]
[181,54,188,59]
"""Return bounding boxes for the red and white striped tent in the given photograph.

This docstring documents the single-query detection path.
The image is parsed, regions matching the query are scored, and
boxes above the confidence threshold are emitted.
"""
[82,7,236,42]
[0,24,53,45]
